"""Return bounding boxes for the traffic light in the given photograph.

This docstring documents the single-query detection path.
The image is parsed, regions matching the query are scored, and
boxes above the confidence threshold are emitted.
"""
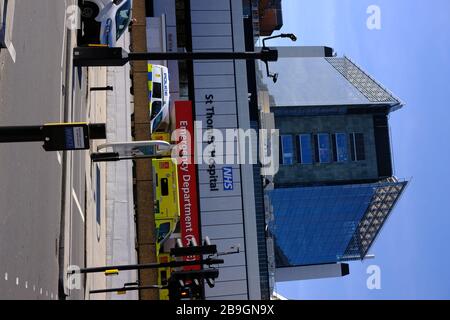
[168,269,219,300]
[170,238,217,257]
[167,237,224,300]
[170,269,219,283]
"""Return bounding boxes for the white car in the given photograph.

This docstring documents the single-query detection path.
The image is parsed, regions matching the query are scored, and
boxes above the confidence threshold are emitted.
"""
[79,0,133,47]
[148,64,170,133]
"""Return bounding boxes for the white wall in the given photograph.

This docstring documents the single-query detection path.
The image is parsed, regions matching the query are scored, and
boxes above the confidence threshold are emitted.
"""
[190,0,261,300]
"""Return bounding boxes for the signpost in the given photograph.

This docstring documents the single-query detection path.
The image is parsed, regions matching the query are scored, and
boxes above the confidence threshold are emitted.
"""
[0,122,106,151]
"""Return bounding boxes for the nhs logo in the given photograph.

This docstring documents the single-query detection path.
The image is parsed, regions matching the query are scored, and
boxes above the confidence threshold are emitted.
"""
[222,167,234,191]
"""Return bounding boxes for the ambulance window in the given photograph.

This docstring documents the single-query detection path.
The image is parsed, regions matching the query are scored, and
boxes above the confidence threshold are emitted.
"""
[161,178,169,196]
[157,222,171,243]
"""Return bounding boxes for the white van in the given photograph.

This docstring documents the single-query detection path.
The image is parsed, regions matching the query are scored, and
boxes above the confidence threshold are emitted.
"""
[148,64,170,133]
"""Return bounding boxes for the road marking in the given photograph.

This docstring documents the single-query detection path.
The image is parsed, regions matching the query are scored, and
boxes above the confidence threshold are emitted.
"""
[40,288,43,295]
[60,5,68,122]
[15,277,19,286]
[1,0,16,62]
[57,151,62,165]
[25,281,28,289]
[51,293,54,299]
[61,17,67,69]
[6,42,16,63]
[4,273,7,281]
[72,189,85,222]
[33,285,36,292]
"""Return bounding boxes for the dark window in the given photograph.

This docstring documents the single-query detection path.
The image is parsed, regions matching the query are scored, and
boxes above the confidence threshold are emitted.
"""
[160,178,169,196]
[151,101,162,119]
[313,134,319,162]
[332,134,337,162]
[152,82,162,99]
[350,133,356,161]
[157,222,171,243]
[350,133,366,161]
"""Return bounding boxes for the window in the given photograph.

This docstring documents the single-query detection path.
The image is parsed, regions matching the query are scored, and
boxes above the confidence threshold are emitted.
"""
[297,134,313,164]
[333,133,349,162]
[157,222,171,243]
[152,82,162,99]
[315,133,331,163]
[280,135,294,165]
[151,111,164,132]
[350,133,366,161]
[151,101,162,119]
[115,0,132,40]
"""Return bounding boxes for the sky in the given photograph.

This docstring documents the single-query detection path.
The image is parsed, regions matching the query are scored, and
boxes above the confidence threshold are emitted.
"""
[269,0,450,300]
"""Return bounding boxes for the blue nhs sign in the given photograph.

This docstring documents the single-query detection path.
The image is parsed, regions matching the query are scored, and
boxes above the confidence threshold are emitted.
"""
[222,167,234,191]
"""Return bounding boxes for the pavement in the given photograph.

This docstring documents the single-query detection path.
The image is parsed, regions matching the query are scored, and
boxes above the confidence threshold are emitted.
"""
[103,31,138,301]
[61,5,137,301]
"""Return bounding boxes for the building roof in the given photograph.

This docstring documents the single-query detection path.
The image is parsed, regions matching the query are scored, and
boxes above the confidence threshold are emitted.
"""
[342,177,408,261]
[326,56,404,108]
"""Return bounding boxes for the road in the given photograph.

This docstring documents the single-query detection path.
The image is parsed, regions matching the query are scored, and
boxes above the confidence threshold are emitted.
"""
[0,0,87,299]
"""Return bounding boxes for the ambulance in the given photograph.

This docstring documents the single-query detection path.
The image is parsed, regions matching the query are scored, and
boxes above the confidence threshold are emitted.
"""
[152,157,180,300]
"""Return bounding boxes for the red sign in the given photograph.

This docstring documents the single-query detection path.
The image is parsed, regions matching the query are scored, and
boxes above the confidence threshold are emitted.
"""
[174,101,200,270]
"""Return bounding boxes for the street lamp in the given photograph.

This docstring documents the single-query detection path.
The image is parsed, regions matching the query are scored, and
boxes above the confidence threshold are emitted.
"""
[261,33,298,83]
[73,33,297,82]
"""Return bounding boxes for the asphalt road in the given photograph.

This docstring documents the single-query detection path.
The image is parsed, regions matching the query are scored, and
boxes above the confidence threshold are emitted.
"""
[0,0,87,299]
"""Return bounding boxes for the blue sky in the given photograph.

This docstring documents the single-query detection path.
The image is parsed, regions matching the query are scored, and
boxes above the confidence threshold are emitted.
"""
[270,0,450,300]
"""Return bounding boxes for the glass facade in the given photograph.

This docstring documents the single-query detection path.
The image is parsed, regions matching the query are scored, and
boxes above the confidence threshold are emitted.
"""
[268,180,407,267]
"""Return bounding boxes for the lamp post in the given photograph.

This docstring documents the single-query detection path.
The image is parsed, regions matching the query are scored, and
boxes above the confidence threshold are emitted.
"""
[73,33,297,83]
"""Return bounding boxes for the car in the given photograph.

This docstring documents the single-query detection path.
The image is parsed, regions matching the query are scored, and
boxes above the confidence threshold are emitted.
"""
[79,0,133,47]
[148,64,170,133]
